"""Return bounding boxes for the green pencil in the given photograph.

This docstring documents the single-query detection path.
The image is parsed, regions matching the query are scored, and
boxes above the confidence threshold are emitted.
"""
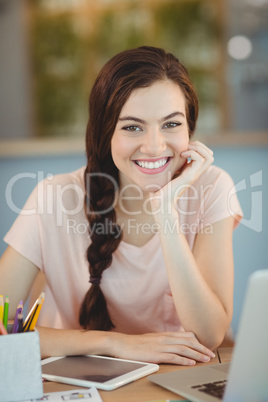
[3,296,9,330]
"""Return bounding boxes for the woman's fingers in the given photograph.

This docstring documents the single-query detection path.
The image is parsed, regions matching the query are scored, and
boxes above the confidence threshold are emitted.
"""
[187,141,214,156]
[180,141,214,180]
[161,344,212,364]
[116,331,216,366]
[153,332,215,359]
[181,143,214,165]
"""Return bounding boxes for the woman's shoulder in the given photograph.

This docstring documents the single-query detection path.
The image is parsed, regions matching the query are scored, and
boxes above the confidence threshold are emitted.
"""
[32,166,86,198]
[31,166,86,211]
[42,166,86,187]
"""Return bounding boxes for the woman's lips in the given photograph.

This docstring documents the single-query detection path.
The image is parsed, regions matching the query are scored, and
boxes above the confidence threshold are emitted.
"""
[133,157,172,174]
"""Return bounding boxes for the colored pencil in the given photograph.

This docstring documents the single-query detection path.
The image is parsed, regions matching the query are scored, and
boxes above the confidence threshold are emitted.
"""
[3,296,9,330]
[28,294,44,331]
[17,313,24,333]
[12,300,23,333]
[0,295,3,322]
[0,318,8,335]
[23,292,45,332]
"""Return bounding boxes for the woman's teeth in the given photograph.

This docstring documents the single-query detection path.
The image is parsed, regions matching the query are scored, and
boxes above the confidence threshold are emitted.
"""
[135,158,169,169]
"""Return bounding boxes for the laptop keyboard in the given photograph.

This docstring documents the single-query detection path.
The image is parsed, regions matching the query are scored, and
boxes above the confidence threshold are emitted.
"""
[191,379,227,399]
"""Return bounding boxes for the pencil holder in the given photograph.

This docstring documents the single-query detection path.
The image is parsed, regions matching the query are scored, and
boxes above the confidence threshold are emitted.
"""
[0,327,43,402]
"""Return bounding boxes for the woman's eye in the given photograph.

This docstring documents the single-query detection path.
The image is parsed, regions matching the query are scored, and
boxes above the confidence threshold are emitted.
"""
[123,125,141,132]
[163,122,181,129]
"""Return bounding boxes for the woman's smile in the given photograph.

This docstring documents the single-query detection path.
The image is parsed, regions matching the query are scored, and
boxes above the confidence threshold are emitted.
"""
[133,157,172,174]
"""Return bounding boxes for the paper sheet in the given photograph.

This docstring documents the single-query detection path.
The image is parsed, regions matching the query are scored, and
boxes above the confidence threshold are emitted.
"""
[27,387,103,401]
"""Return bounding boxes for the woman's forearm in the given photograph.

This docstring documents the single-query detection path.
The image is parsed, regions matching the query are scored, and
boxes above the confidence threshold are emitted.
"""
[38,326,216,364]
[37,327,112,359]
[156,212,232,349]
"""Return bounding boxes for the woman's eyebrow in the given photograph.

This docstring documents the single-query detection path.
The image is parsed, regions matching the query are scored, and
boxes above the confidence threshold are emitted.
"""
[118,111,185,124]
[160,111,185,121]
[118,116,145,124]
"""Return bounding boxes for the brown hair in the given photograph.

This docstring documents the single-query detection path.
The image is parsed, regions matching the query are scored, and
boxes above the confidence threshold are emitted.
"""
[79,46,199,330]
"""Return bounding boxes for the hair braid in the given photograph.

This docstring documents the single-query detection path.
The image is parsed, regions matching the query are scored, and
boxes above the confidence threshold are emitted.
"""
[79,162,122,330]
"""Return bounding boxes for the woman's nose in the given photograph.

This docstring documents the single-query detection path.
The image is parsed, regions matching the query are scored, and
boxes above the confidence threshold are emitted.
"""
[140,129,166,156]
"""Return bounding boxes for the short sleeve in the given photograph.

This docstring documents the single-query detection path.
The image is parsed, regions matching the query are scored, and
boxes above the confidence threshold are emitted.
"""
[198,166,243,229]
[4,182,43,269]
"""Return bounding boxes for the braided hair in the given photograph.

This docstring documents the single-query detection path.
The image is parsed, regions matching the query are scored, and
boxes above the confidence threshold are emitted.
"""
[79,46,199,330]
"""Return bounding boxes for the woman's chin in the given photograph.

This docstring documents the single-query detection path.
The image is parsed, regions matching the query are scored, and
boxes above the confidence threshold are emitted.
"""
[143,179,170,194]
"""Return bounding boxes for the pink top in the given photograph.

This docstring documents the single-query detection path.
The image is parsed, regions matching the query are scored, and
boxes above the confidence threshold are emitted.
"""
[4,165,243,332]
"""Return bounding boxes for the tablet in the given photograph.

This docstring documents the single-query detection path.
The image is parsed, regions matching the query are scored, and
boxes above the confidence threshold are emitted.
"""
[41,355,159,390]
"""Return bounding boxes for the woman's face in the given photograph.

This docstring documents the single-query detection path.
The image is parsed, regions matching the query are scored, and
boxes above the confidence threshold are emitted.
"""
[111,79,189,193]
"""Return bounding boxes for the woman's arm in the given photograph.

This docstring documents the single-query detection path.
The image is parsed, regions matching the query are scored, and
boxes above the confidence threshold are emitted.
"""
[151,141,234,350]
[38,326,215,363]
[157,215,234,350]
[1,246,215,364]
[0,247,39,317]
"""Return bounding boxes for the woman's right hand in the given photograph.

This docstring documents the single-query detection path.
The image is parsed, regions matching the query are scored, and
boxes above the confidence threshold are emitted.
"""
[108,331,215,366]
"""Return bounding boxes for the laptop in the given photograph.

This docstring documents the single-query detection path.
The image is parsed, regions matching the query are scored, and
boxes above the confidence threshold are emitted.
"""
[149,269,268,402]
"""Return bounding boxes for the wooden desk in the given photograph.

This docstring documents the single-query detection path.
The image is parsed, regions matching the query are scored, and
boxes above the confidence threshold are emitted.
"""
[43,348,233,401]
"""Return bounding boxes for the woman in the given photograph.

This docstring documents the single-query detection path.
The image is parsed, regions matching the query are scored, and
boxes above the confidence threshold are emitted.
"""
[0,46,242,365]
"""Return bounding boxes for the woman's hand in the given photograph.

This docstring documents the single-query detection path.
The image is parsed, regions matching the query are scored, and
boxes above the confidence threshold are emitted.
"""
[177,140,214,185]
[150,141,214,214]
[108,331,215,366]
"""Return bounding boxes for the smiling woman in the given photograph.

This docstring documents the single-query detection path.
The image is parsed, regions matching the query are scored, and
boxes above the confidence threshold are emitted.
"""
[111,80,189,192]
[0,46,243,364]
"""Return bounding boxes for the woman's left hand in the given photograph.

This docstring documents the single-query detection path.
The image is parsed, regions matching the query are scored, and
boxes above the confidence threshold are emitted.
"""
[177,140,214,185]
[150,141,214,213]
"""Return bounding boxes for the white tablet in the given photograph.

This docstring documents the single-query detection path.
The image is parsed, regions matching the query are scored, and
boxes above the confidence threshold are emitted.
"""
[41,355,159,390]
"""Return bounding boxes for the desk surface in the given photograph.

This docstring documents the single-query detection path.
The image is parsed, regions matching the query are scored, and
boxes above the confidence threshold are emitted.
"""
[43,348,233,402]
